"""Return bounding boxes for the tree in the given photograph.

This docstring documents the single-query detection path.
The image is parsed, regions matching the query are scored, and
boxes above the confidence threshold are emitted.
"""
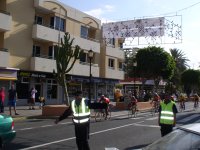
[53,33,83,105]
[170,48,189,91]
[135,46,175,92]
[181,69,200,96]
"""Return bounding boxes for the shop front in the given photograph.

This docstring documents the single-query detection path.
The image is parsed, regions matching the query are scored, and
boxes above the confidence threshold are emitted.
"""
[0,67,19,106]
[16,71,119,105]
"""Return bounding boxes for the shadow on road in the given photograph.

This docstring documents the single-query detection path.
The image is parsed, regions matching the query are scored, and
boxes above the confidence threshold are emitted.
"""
[124,144,149,150]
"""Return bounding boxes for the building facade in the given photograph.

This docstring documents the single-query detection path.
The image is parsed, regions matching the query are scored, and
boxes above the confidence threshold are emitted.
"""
[0,0,124,105]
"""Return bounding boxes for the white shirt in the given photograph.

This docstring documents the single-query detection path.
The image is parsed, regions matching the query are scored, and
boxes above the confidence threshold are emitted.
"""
[31,89,37,99]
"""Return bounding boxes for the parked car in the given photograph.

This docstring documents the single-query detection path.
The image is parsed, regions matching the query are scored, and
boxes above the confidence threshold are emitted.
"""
[0,114,16,148]
[136,123,200,150]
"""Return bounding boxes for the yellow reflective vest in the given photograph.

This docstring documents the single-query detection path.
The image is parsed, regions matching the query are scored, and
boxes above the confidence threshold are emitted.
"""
[160,101,174,125]
[71,98,90,124]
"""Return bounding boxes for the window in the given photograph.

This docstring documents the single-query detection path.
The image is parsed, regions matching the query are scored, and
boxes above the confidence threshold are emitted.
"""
[81,26,88,39]
[108,58,115,68]
[107,38,115,47]
[32,45,40,57]
[21,77,30,83]
[50,16,65,31]
[80,52,87,63]
[118,62,123,70]
[47,79,57,99]
[35,16,43,25]
[16,82,29,99]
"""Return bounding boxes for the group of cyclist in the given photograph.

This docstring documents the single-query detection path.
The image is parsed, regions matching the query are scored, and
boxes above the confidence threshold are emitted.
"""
[127,91,199,113]
[96,91,199,120]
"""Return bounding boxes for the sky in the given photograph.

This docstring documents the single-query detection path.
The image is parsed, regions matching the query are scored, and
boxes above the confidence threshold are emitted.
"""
[58,0,200,69]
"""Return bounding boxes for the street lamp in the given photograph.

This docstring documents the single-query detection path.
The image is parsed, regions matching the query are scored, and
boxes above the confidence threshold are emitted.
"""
[133,61,137,97]
[88,49,94,102]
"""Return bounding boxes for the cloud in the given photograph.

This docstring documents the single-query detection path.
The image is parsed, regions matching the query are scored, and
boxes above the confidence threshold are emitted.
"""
[84,5,115,22]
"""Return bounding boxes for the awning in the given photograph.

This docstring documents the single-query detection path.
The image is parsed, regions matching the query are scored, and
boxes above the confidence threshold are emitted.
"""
[0,67,19,81]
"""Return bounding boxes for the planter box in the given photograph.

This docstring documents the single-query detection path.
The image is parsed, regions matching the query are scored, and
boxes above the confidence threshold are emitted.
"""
[42,105,69,116]
[115,102,127,110]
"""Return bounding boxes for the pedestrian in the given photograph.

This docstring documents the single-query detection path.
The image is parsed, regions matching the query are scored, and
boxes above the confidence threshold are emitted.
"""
[8,84,19,116]
[55,91,104,150]
[29,87,37,110]
[0,87,6,113]
[158,93,178,137]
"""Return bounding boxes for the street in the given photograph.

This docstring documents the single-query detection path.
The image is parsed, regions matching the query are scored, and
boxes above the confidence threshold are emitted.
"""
[5,102,200,150]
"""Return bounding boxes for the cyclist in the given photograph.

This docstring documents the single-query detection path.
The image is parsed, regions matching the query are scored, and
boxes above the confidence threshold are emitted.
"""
[128,95,138,110]
[99,95,110,118]
[193,94,199,109]
[151,93,161,112]
[178,93,186,110]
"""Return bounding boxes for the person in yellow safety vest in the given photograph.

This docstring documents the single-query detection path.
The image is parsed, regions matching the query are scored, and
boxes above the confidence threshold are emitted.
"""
[158,93,178,137]
[55,91,106,150]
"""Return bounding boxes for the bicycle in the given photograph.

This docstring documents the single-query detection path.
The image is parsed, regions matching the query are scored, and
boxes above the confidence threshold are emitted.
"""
[94,104,112,122]
[178,101,185,112]
[127,102,137,118]
[151,101,160,116]
[193,101,199,111]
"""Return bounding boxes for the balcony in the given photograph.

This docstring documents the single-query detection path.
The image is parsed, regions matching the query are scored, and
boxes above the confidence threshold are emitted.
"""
[0,10,12,31]
[105,68,124,80]
[30,56,56,72]
[106,46,124,59]
[30,56,99,77]
[71,35,100,53]
[32,24,65,43]
[0,48,9,67]
[69,62,99,77]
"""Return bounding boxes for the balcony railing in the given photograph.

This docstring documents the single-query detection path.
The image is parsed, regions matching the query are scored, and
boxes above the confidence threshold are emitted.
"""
[0,10,10,15]
[0,48,8,52]
[32,53,55,60]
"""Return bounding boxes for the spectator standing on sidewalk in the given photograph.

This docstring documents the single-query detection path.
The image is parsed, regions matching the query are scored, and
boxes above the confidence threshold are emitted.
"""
[158,93,178,137]
[8,84,19,116]
[29,87,37,110]
[0,87,5,113]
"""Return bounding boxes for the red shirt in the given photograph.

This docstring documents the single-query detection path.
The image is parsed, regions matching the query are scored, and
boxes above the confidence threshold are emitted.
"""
[99,97,110,104]
[0,90,5,102]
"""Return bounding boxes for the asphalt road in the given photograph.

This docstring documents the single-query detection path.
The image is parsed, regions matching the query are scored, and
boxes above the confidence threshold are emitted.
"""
[5,102,200,150]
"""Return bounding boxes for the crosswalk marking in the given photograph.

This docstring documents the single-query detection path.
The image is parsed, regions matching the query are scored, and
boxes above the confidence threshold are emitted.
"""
[146,117,158,121]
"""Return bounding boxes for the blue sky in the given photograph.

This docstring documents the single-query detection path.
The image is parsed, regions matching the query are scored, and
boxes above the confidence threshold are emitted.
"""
[58,0,200,69]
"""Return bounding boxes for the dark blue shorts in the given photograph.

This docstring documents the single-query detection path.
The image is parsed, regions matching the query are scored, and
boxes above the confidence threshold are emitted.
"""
[8,100,16,107]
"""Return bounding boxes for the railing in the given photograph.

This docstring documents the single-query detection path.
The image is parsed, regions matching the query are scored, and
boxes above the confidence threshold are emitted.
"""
[0,10,10,15]
[33,22,65,32]
[32,54,55,60]
[0,48,8,52]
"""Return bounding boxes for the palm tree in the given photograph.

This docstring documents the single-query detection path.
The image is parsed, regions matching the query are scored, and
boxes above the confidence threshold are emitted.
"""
[170,48,189,92]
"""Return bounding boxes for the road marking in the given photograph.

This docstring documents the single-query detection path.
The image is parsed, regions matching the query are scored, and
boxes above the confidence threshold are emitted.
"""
[146,117,158,121]
[134,123,159,128]
[16,122,72,131]
[19,121,145,150]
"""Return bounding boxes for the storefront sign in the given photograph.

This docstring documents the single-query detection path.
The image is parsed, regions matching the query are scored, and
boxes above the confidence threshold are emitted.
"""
[18,71,52,78]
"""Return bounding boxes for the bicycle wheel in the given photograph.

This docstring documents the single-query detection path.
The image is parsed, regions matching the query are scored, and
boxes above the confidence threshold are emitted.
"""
[107,105,112,120]
[95,110,103,122]
[128,107,133,118]
[151,107,155,116]
[132,105,137,118]
[179,104,183,112]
